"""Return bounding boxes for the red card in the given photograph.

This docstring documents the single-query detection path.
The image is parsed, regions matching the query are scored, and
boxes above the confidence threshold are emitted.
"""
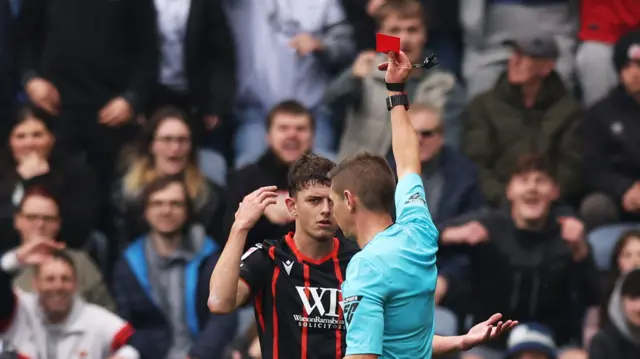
[376,33,400,53]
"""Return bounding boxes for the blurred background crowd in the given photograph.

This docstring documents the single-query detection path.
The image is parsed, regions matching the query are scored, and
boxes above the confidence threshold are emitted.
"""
[0,0,640,358]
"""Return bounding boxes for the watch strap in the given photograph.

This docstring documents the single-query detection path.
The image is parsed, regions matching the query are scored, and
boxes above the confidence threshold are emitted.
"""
[386,93,410,111]
[385,82,406,92]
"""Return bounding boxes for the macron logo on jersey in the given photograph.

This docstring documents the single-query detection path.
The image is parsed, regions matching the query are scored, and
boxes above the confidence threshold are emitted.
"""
[283,260,294,275]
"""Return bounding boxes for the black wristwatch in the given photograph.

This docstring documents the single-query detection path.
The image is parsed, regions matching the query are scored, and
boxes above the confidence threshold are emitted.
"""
[386,93,410,111]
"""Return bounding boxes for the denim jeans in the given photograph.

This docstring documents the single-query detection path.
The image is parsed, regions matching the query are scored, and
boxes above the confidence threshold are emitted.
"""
[233,104,336,169]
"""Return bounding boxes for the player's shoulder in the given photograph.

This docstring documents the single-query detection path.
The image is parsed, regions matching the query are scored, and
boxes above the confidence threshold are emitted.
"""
[241,238,278,262]
[337,235,360,260]
[348,245,387,272]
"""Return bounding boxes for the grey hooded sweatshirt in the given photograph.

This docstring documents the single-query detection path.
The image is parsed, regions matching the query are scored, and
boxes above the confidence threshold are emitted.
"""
[589,270,640,359]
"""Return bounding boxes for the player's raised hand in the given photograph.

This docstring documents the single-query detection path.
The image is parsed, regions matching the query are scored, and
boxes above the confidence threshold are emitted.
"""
[460,313,518,351]
[234,186,279,231]
[377,50,412,84]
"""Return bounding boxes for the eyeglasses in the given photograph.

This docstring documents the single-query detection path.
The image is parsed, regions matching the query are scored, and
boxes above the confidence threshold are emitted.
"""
[148,200,186,209]
[417,128,441,138]
[155,136,190,145]
[21,213,59,223]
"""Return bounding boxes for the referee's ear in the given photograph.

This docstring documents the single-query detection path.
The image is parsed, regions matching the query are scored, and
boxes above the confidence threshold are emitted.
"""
[285,197,297,218]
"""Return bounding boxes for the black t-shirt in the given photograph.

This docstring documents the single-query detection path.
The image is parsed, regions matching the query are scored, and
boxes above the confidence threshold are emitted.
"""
[239,232,359,359]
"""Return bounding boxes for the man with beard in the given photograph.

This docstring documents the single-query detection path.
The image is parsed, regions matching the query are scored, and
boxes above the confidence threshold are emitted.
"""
[210,152,515,359]
[440,154,601,359]
[222,100,316,250]
[0,238,139,358]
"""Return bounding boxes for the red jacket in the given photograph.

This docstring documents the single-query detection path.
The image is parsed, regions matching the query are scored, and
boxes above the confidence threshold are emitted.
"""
[579,0,640,43]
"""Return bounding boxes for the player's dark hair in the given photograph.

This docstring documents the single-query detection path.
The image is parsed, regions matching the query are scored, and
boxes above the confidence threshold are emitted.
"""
[510,154,556,181]
[265,100,315,131]
[288,153,336,197]
[621,268,640,299]
[328,152,396,213]
[34,249,76,277]
[374,0,426,29]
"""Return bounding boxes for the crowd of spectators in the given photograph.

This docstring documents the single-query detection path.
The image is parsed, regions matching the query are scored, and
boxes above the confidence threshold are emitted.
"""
[0,0,640,358]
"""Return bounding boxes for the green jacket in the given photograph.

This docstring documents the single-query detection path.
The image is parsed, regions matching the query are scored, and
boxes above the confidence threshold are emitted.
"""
[463,71,583,206]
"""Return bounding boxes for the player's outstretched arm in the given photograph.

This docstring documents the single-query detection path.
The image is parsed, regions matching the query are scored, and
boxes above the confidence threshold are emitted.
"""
[208,186,278,314]
[384,51,421,180]
[432,313,519,355]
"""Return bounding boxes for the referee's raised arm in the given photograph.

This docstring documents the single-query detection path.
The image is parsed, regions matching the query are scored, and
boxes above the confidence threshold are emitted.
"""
[380,51,421,180]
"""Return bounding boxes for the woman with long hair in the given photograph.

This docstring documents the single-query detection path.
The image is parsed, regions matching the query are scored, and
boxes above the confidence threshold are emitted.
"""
[112,106,225,246]
[0,107,99,250]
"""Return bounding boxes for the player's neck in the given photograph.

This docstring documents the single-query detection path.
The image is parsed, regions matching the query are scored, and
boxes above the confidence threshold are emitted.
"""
[354,212,394,249]
[293,231,335,260]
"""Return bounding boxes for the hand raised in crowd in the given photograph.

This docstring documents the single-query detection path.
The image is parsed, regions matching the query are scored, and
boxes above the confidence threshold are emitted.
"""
[234,186,279,231]
[99,96,133,127]
[16,152,50,180]
[461,221,489,245]
[366,0,386,16]
[16,236,64,266]
[460,313,519,351]
[25,78,60,116]
[558,217,589,262]
[204,115,221,130]
[622,182,640,213]
[263,191,295,225]
[379,50,413,84]
[289,33,325,56]
[440,220,489,246]
[352,51,377,78]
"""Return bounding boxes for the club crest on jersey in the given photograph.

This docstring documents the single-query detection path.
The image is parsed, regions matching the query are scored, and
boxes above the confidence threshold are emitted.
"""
[341,295,362,327]
[405,192,426,205]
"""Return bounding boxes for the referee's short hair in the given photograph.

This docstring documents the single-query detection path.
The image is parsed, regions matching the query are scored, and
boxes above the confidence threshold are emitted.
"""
[288,153,336,197]
[329,152,396,213]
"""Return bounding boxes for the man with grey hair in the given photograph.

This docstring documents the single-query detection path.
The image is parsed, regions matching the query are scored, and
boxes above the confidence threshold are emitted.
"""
[463,33,583,208]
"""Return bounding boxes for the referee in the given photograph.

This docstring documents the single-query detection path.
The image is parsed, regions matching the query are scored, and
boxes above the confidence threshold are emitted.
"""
[327,50,518,359]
